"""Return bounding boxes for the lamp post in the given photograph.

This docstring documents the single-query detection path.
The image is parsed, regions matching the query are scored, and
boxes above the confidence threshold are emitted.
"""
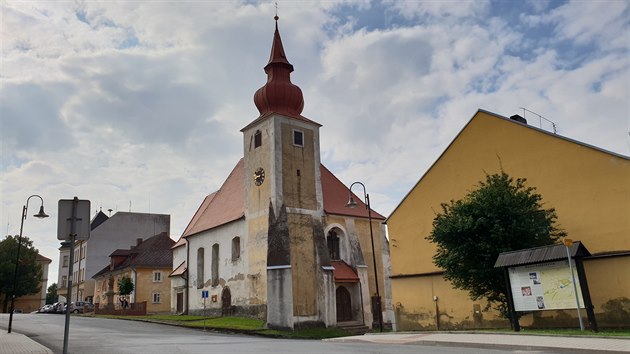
[563,238,584,331]
[8,195,49,334]
[346,182,383,332]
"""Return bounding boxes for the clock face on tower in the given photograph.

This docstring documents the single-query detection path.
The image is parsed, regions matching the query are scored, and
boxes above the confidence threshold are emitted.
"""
[254,167,265,186]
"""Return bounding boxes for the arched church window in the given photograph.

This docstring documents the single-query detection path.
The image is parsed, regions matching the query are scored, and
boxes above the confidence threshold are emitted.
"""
[212,243,219,287]
[327,230,340,260]
[232,237,241,261]
[254,130,262,148]
[197,248,204,289]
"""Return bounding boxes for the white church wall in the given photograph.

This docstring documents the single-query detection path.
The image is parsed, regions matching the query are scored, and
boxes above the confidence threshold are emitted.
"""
[185,219,247,315]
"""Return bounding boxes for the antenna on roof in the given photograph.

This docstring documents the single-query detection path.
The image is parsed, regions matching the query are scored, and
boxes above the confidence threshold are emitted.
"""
[520,107,557,134]
[129,201,132,212]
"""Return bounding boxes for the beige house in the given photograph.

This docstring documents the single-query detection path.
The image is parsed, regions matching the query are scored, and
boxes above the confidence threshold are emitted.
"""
[13,254,52,313]
[93,232,174,314]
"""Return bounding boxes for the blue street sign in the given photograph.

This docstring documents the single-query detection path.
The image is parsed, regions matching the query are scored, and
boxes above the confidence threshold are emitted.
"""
[202,290,208,299]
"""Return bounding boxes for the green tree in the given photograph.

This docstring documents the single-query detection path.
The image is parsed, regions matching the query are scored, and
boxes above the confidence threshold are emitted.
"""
[426,171,566,320]
[0,235,43,312]
[46,283,58,304]
[117,276,134,298]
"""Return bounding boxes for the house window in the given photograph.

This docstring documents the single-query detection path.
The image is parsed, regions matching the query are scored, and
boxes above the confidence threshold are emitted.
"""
[153,271,162,282]
[327,230,340,260]
[82,245,86,259]
[152,292,161,304]
[63,255,68,267]
[62,276,67,289]
[254,130,262,148]
[232,237,241,261]
[293,130,304,147]
[197,248,204,289]
[211,243,219,287]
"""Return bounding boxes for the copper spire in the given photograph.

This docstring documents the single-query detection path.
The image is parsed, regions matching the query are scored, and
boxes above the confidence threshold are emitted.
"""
[253,16,304,118]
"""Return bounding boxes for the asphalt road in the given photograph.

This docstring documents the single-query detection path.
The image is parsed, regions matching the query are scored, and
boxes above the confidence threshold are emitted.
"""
[1,313,553,354]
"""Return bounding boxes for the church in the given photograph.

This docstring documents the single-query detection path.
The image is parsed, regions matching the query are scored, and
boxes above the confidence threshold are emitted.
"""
[170,17,393,330]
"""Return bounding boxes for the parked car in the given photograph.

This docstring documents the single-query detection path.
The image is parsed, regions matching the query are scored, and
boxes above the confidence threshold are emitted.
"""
[39,304,54,313]
[68,301,94,313]
[53,302,66,313]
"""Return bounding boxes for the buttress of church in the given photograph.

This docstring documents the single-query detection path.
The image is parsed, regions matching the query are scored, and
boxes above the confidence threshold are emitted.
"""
[170,17,394,330]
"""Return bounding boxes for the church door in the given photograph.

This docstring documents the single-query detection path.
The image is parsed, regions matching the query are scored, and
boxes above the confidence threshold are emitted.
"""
[336,286,352,322]
[221,287,232,316]
[176,292,183,314]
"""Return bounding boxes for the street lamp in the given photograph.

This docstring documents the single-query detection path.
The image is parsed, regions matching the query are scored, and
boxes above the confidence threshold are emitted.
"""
[563,238,584,331]
[8,195,49,334]
[346,182,383,332]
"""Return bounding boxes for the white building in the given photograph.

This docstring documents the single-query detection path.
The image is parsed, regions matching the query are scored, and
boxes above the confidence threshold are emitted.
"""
[57,210,170,304]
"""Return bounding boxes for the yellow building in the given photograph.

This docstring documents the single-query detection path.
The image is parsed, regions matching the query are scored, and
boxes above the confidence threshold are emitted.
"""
[387,109,630,330]
[93,232,174,314]
[13,254,52,313]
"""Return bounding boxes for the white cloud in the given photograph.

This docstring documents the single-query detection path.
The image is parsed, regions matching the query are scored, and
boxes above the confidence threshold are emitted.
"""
[1,0,627,291]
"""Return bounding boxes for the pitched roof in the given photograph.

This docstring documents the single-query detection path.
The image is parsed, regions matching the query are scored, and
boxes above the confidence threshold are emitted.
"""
[182,159,245,238]
[171,236,186,249]
[91,210,109,230]
[386,109,630,222]
[36,253,52,263]
[494,241,591,268]
[181,160,386,238]
[169,261,187,277]
[321,164,386,220]
[331,260,359,283]
[92,232,175,279]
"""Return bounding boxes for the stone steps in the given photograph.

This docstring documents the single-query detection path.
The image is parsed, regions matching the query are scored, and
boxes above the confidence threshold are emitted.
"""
[337,320,369,335]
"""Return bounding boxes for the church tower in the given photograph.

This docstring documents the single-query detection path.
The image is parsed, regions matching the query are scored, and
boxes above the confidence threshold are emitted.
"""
[241,16,335,329]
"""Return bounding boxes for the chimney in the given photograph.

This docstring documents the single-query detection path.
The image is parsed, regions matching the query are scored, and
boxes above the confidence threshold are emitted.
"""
[136,238,143,246]
[510,114,527,124]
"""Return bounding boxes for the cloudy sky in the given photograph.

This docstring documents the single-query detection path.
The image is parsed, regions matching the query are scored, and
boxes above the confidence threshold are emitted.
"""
[2,0,628,286]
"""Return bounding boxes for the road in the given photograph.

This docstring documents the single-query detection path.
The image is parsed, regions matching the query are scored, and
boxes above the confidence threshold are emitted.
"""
[1,313,554,354]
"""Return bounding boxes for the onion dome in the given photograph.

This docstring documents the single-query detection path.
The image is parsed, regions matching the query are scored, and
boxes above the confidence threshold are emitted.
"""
[253,16,305,118]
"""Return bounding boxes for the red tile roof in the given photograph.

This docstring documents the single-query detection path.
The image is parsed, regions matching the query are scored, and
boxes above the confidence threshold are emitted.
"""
[169,261,187,277]
[93,232,175,278]
[36,254,52,263]
[331,260,359,283]
[320,165,386,220]
[181,159,384,237]
[171,236,186,249]
[182,159,245,238]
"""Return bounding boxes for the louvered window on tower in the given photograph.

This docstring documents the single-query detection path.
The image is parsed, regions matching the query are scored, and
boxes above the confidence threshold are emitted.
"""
[293,130,304,147]
[254,130,262,148]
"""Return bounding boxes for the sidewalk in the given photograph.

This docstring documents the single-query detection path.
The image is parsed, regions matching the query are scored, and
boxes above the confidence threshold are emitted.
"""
[0,332,52,354]
[2,328,629,354]
[325,332,630,353]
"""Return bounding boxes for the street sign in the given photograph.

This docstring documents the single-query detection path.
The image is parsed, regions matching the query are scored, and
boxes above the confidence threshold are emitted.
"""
[201,290,209,299]
[57,198,91,240]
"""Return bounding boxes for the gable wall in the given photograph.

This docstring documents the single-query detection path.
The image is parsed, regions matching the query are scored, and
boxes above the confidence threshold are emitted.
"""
[388,110,630,329]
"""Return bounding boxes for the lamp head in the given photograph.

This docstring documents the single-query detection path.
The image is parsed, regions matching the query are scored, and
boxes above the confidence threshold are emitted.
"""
[34,205,49,219]
[345,195,358,209]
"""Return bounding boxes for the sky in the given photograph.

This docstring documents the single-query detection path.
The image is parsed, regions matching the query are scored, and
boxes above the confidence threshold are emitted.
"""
[2,0,628,288]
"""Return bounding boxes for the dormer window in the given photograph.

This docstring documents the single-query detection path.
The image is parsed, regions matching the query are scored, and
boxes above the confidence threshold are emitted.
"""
[293,129,304,147]
[254,130,262,148]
